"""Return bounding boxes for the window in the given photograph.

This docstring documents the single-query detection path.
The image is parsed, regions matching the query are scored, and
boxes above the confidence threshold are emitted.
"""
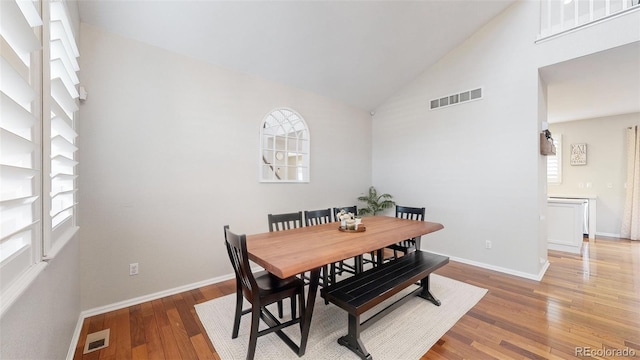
[46,1,79,258]
[1,0,44,302]
[259,108,310,182]
[547,134,562,184]
[0,0,79,313]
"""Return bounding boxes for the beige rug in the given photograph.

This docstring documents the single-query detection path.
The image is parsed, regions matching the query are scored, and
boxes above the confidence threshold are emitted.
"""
[195,274,486,359]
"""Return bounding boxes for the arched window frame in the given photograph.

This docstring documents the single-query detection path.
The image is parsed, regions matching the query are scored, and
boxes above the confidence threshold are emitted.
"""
[259,108,310,183]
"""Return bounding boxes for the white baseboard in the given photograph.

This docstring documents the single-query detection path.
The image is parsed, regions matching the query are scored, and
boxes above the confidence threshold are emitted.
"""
[428,251,550,281]
[595,231,621,238]
[548,242,582,254]
[66,316,83,360]
[538,260,551,280]
[66,272,235,360]
[80,273,236,318]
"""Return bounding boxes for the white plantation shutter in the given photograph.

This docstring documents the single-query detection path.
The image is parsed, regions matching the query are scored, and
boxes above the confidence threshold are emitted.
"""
[45,1,78,257]
[0,0,80,314]
[0,0,44,299]
[547,135,562,184]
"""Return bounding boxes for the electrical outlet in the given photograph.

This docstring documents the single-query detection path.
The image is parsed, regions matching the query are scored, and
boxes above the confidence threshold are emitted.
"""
[129,263,139,276]
[485,240,492,249]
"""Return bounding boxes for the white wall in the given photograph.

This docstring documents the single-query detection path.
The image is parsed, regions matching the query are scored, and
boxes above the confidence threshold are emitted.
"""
[371,2,639,278]
[549,113,640,237]
[372,1,544,278]
[78,23,372,310]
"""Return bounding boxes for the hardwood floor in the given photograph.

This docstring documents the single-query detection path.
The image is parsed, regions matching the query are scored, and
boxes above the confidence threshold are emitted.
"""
[73,237,640,359]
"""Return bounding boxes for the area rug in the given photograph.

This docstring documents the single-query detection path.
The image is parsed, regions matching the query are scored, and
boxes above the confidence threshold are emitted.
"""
[195,274,487,359]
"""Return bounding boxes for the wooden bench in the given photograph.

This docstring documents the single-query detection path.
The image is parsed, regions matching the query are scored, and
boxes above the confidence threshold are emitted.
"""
[321,250,449,360]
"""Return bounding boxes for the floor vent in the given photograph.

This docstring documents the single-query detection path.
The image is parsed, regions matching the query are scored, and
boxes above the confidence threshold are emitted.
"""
[83,329,110,354]
[430,87,483,110]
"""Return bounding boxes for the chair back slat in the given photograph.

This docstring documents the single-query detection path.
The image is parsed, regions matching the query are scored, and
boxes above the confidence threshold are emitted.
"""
[224,225,257,293]
[395,205,425,221]
[304,208,332,226]
[268,211,303,232]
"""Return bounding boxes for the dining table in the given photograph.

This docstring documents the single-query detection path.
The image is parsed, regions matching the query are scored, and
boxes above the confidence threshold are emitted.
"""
[245,215,444,356]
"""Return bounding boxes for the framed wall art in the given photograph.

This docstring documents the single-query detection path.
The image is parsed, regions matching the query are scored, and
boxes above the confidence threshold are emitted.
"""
[570,143,587,165]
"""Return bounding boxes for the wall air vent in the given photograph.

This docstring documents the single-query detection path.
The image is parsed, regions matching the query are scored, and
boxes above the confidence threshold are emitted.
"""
[430,87,483,110]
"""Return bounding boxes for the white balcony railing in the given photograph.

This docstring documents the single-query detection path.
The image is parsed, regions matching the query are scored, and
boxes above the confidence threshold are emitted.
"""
[540,0,639,39]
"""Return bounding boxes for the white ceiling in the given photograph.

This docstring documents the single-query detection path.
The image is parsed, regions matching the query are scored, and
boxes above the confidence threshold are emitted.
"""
[541,41,640,123]
[77,1,639,120]
[77,0,516,112]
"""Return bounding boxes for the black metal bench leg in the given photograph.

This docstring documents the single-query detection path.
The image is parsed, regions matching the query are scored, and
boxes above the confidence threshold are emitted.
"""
[417,275,441,306]
[337,313,372,360]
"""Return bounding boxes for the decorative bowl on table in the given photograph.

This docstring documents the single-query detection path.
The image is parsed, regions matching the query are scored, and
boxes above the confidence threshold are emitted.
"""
[338,226,366,233]
[337,210,365,231]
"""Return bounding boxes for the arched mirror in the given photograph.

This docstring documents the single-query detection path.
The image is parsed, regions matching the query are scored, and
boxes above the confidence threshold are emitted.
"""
[259,108,310,182]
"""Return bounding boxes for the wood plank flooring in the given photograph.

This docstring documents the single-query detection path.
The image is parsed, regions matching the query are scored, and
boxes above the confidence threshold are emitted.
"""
[73,237,640,359]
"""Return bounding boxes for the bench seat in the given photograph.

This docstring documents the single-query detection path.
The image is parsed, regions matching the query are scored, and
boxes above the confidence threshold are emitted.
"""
[322,250,449,360]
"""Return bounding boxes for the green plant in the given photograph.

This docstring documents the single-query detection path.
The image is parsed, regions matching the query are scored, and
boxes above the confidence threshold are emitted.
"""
[357,186,395,216]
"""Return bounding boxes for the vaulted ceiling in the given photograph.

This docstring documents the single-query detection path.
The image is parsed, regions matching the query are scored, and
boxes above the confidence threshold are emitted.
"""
[78,1,639,121]
[78,0,515,112]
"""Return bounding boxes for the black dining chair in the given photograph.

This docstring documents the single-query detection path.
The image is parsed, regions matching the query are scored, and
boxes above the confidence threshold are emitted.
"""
[224,225,306,360]
[268,211,321,292]
[268,211,304,232]
[304,208,338,290]
[305,208,333,226]
[334,206,376,272]
[385,205,426,259]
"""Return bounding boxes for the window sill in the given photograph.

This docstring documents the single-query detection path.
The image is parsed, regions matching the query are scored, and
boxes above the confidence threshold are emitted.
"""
[1,226,79,317]
[0,261,48,317]
[43,226,79,261]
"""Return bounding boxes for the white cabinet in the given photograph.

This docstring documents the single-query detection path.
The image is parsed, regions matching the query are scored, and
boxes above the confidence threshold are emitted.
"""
[547,198,585,254]
[548,195,597,239]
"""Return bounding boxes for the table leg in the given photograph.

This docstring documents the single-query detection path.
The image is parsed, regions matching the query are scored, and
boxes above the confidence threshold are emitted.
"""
[299,267,321,355]
[355,254,363,274]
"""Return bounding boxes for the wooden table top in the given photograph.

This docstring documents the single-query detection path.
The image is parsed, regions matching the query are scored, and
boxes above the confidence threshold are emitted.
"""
[246,216,444,278]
